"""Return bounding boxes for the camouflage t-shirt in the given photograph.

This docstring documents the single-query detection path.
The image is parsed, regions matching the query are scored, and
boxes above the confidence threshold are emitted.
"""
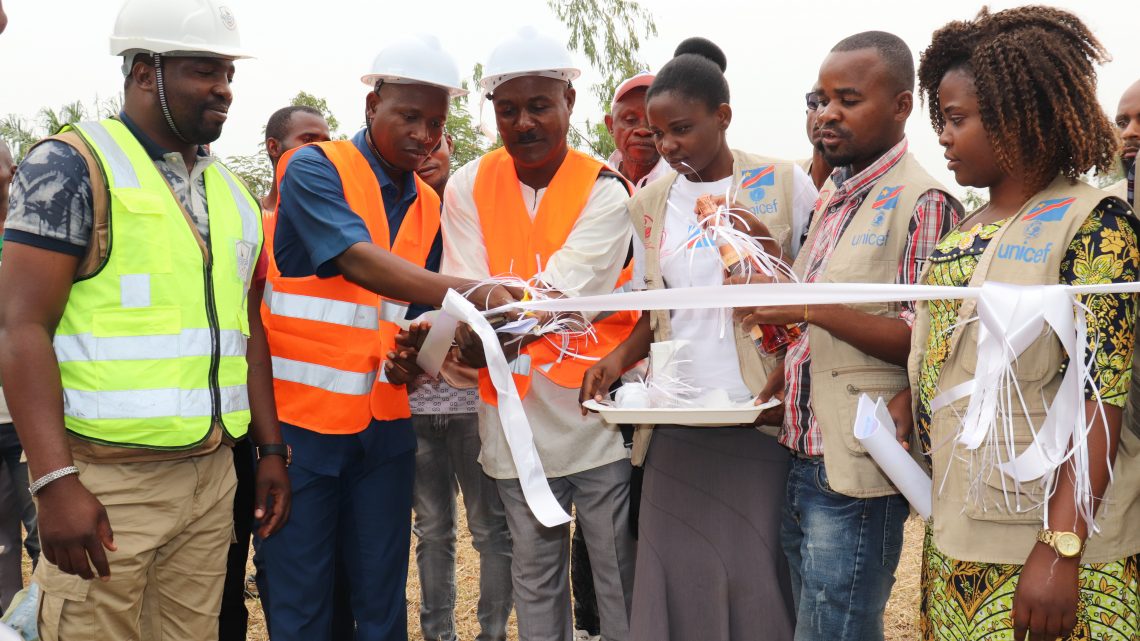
[5,117,214,257]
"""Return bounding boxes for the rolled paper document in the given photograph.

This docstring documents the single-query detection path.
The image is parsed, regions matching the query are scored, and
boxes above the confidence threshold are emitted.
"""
[853,393,932,520]
[416,310,459,378]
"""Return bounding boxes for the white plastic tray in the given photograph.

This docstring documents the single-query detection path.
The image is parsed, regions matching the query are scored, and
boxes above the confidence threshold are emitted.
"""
[581,397,781,427]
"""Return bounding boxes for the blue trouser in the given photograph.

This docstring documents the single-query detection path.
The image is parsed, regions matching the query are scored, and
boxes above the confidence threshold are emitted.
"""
[259,433,415,641]
[780,457,907,641]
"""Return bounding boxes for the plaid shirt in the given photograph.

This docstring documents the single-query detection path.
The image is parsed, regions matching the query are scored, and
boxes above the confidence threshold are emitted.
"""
[780,139,962,455]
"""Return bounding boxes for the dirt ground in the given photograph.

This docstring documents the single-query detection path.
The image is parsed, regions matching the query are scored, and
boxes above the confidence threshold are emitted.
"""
[21,508,922,640]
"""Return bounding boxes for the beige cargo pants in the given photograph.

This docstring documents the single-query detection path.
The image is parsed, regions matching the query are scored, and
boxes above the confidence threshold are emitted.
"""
[33,446,236,641]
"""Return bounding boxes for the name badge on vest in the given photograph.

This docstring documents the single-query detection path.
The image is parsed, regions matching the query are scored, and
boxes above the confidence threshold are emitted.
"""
[740,166,779,216]
[234,239,257,285]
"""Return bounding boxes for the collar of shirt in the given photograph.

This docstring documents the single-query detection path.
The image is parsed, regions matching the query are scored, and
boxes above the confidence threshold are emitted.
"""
[117,111,209,161]
[608,149,669,191]
[351,128,418,213]
[826,137,909,204]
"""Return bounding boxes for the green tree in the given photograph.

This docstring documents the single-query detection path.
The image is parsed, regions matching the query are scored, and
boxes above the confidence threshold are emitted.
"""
[288,90,343,135]
[446,63,503,170]
[224,90,350,197]
[962,188,988,214]
[0,96,121,162]
[547,0,657,159]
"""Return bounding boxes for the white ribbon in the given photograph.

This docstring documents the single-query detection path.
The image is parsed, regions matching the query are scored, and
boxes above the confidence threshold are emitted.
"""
[417,281,1137,528]
[511,279,1140,531]
[439,290,572,527]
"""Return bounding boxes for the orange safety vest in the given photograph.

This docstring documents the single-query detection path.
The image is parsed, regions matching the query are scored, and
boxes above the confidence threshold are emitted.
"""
[472,147,638,404]
[262,140,440,433]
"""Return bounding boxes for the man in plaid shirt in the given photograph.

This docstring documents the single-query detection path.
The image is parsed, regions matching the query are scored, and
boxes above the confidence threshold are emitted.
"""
[738,32,961,641]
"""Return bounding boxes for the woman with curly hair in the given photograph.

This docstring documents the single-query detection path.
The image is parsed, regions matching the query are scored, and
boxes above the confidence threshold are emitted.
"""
[898,5,1140,640]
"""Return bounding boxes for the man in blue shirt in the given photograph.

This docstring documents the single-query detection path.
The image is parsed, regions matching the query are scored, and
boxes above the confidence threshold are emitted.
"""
[256,35,514,641]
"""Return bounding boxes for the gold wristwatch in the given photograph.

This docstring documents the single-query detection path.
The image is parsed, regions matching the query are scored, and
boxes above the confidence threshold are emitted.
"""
[1037,529,1084,558]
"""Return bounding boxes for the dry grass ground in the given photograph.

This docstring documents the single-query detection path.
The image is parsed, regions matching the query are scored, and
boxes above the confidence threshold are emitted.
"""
[22,507,922,640]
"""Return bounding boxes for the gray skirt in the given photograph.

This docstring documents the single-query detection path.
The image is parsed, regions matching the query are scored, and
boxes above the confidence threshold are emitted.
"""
[630,425,795,641]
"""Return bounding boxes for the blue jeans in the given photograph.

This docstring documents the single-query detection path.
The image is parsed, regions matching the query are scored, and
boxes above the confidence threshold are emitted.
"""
[412,413,513,641]
[780,457,907,641]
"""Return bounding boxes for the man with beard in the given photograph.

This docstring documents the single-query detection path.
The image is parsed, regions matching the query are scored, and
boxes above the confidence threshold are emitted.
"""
[734,31,961,641]
[444,26,637,641]
[1110,79,1139,211]
[799,91,833,190]
[0,1,291,638]
[256,34,514,641]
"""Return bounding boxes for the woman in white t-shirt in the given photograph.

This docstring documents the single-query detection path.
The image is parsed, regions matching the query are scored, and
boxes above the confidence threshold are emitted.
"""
[581,37,815,641]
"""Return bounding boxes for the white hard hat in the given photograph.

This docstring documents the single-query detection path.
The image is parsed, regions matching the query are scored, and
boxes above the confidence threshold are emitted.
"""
[480,26,580,96]
[110,0,251,59]
[361,34,468,98]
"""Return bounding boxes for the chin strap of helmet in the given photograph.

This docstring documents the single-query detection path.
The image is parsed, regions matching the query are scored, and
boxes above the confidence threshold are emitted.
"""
[364,84,404,177]
[153,53,189,143]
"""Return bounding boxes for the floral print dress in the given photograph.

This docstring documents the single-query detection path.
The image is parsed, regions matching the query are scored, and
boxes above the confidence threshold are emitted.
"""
[915,202,1140,640]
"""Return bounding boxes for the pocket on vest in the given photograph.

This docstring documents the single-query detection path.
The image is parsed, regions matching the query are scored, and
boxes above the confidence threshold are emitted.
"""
[826,365,908,455]
[110,188,173,274]
[89,306,184,388]
[958,416,1047,525]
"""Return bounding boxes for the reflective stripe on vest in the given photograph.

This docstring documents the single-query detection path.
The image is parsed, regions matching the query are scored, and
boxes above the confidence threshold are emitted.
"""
[472,148,638,404]
[64,385,249,420]
[270,356,378,396]
[54,328,247,362]
[54,119,261,448]
[261,140,440,433]
[263,282,380,330]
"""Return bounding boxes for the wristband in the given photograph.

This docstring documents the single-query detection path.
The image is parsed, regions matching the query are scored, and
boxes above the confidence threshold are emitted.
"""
[256,443,292,468]
[30,466,80,496]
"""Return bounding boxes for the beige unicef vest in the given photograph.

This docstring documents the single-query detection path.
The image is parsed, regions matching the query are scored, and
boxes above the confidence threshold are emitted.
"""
[910,176,1140,564]
[795,151,948,498]
[627,149,798,465]
[1107,177,1136,212]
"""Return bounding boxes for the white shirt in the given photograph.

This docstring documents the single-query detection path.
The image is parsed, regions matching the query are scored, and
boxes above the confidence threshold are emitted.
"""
[607,150,671,192]
[631,166,817,403]
[442,154,634,479]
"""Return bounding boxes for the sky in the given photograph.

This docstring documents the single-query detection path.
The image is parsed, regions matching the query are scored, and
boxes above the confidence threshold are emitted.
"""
[1,0,1134,197]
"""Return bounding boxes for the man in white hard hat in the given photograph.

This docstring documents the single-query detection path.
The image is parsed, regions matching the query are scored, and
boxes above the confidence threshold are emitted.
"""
[256,34,516,641]
[0,1,292,639]
[445,26,637,641]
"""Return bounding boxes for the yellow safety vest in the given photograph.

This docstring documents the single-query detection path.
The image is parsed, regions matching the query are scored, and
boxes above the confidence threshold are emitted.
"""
[54,119,262,449]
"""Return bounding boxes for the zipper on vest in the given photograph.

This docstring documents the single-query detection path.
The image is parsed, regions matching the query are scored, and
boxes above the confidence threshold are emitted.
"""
[203,254,223,430]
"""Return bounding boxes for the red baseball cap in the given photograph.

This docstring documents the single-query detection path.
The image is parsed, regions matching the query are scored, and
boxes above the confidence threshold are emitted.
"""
[610,71,655,112]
